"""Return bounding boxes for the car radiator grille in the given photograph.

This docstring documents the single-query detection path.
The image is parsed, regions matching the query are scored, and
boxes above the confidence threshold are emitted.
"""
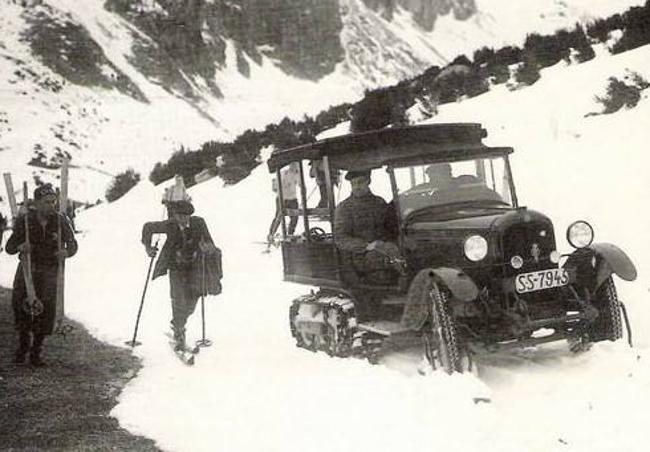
[498,222,566,316]
[501,222,557,277]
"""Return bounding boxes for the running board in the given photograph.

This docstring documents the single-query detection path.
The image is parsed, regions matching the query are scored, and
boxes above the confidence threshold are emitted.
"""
[525,312,587,330]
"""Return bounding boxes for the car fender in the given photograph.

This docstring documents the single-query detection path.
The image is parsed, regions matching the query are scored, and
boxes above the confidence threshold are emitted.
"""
[430,267,479,302]
[590,243,637,288]
[565,243,637,290]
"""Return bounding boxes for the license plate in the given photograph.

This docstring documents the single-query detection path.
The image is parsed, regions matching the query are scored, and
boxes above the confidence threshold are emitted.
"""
[515,268,569,294]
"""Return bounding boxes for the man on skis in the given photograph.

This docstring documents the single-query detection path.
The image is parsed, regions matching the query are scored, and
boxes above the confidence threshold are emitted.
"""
[141,200,222,351]
[5,184,78,366]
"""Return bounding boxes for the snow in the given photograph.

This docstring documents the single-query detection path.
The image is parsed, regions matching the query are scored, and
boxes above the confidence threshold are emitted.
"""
[2,39,649,452]
[1,2,650,451]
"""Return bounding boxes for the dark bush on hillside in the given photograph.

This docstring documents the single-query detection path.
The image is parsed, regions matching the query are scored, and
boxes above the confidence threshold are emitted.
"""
[523,33,565,69]
[611,4,650,54]
[494,46,523,66]
[434,66,489,103]
[587,14,624,41]
[149,144,220,185]
[106,168,140,202]
[350,87,410,132]
[473,46,522,85]
[450,54,472,66]
[594,72,649,114]
[473,47,495,66]
[557,25,595,63]
[410,65,442,94]
[513,58,541,86]
[314,103,353,130]
[149,113,322,186]
[263,116,318,150]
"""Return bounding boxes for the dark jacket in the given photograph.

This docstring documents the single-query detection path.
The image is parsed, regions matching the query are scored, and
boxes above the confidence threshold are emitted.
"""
[5,210,78,266]
[6,210,78,335]
[141,216,222,295]
[334,193,388,254]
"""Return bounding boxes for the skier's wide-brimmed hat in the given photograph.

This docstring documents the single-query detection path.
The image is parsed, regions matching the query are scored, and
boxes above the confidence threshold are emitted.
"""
[33,183,56,200]
[168,200,195,215]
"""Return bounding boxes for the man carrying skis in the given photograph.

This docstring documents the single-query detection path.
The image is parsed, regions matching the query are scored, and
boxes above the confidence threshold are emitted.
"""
[5,184,78,366]
[141,200,222,351]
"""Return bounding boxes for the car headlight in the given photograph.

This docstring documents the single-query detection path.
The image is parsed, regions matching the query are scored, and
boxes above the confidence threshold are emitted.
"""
[566,221,594,249]
[464,235,488,262]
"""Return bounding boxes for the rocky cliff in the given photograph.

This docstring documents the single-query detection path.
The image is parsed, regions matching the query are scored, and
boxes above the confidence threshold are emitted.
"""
[361,0,476,29]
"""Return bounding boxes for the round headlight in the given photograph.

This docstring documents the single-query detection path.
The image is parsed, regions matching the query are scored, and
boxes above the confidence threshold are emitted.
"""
[567,221,594,249]
[464,235,488,262]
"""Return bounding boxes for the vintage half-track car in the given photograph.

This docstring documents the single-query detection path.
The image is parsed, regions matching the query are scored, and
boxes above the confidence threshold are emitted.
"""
[266,123,637,373]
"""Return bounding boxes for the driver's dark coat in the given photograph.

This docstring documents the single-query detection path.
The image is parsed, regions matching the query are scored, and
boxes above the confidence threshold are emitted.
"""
[334,193,388,254]
[141,216,222,295]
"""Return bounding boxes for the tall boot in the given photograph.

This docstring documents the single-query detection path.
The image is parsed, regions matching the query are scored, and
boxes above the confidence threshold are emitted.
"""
[171,324,186,352]
[30,334,46,367]
[14,331,31,364]
[175,329,186,352]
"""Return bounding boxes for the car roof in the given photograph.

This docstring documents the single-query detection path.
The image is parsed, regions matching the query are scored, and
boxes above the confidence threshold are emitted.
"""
[267,123,513,173]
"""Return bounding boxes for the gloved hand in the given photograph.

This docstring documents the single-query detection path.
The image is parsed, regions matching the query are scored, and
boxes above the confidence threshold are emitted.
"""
[366,240,399,257]
[365,240,383,252]
[56,249,69,259]
[365,241,406,273]
[145,245,158,257]
[199,241,219,255]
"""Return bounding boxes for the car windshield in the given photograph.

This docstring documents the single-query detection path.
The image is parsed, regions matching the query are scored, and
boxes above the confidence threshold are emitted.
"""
[392,156,513,217]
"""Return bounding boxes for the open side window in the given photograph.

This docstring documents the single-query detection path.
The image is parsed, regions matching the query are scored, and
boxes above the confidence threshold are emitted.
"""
[276,158,343,289]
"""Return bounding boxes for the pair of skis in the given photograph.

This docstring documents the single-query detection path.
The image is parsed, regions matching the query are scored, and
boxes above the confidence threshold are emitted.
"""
[127,250,213,367]
[165,332,201,366]
[2,159,70,335]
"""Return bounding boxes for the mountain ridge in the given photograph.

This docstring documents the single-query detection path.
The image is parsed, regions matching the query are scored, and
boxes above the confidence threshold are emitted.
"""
[0,0,644,208]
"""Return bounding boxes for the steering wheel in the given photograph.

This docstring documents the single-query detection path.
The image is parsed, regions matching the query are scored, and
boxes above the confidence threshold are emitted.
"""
[308,227,327,241]
[402,183,434,197]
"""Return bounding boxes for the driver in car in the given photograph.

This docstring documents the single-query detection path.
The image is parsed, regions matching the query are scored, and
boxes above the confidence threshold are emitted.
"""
[386,162,459,234]
[425,162,456,189]
[334,170,401,319]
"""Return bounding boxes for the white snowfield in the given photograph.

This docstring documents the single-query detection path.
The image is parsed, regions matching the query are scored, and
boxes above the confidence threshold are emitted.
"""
[3,42,647,452]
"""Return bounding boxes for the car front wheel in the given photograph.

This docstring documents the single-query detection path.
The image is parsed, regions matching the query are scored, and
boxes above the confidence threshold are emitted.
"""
[587,276,623,342]
[424,282,468,374]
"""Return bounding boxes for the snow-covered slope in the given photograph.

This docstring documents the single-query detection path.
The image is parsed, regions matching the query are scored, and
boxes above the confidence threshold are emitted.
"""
[1,36,648,451]
[1,0,645,211]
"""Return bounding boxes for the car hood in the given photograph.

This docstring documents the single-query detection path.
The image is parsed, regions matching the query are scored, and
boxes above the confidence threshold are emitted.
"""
[407,207,551,233]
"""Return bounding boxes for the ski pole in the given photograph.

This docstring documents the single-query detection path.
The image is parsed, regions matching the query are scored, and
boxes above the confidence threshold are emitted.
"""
[125,242,158,347]
[196,253,212,347]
